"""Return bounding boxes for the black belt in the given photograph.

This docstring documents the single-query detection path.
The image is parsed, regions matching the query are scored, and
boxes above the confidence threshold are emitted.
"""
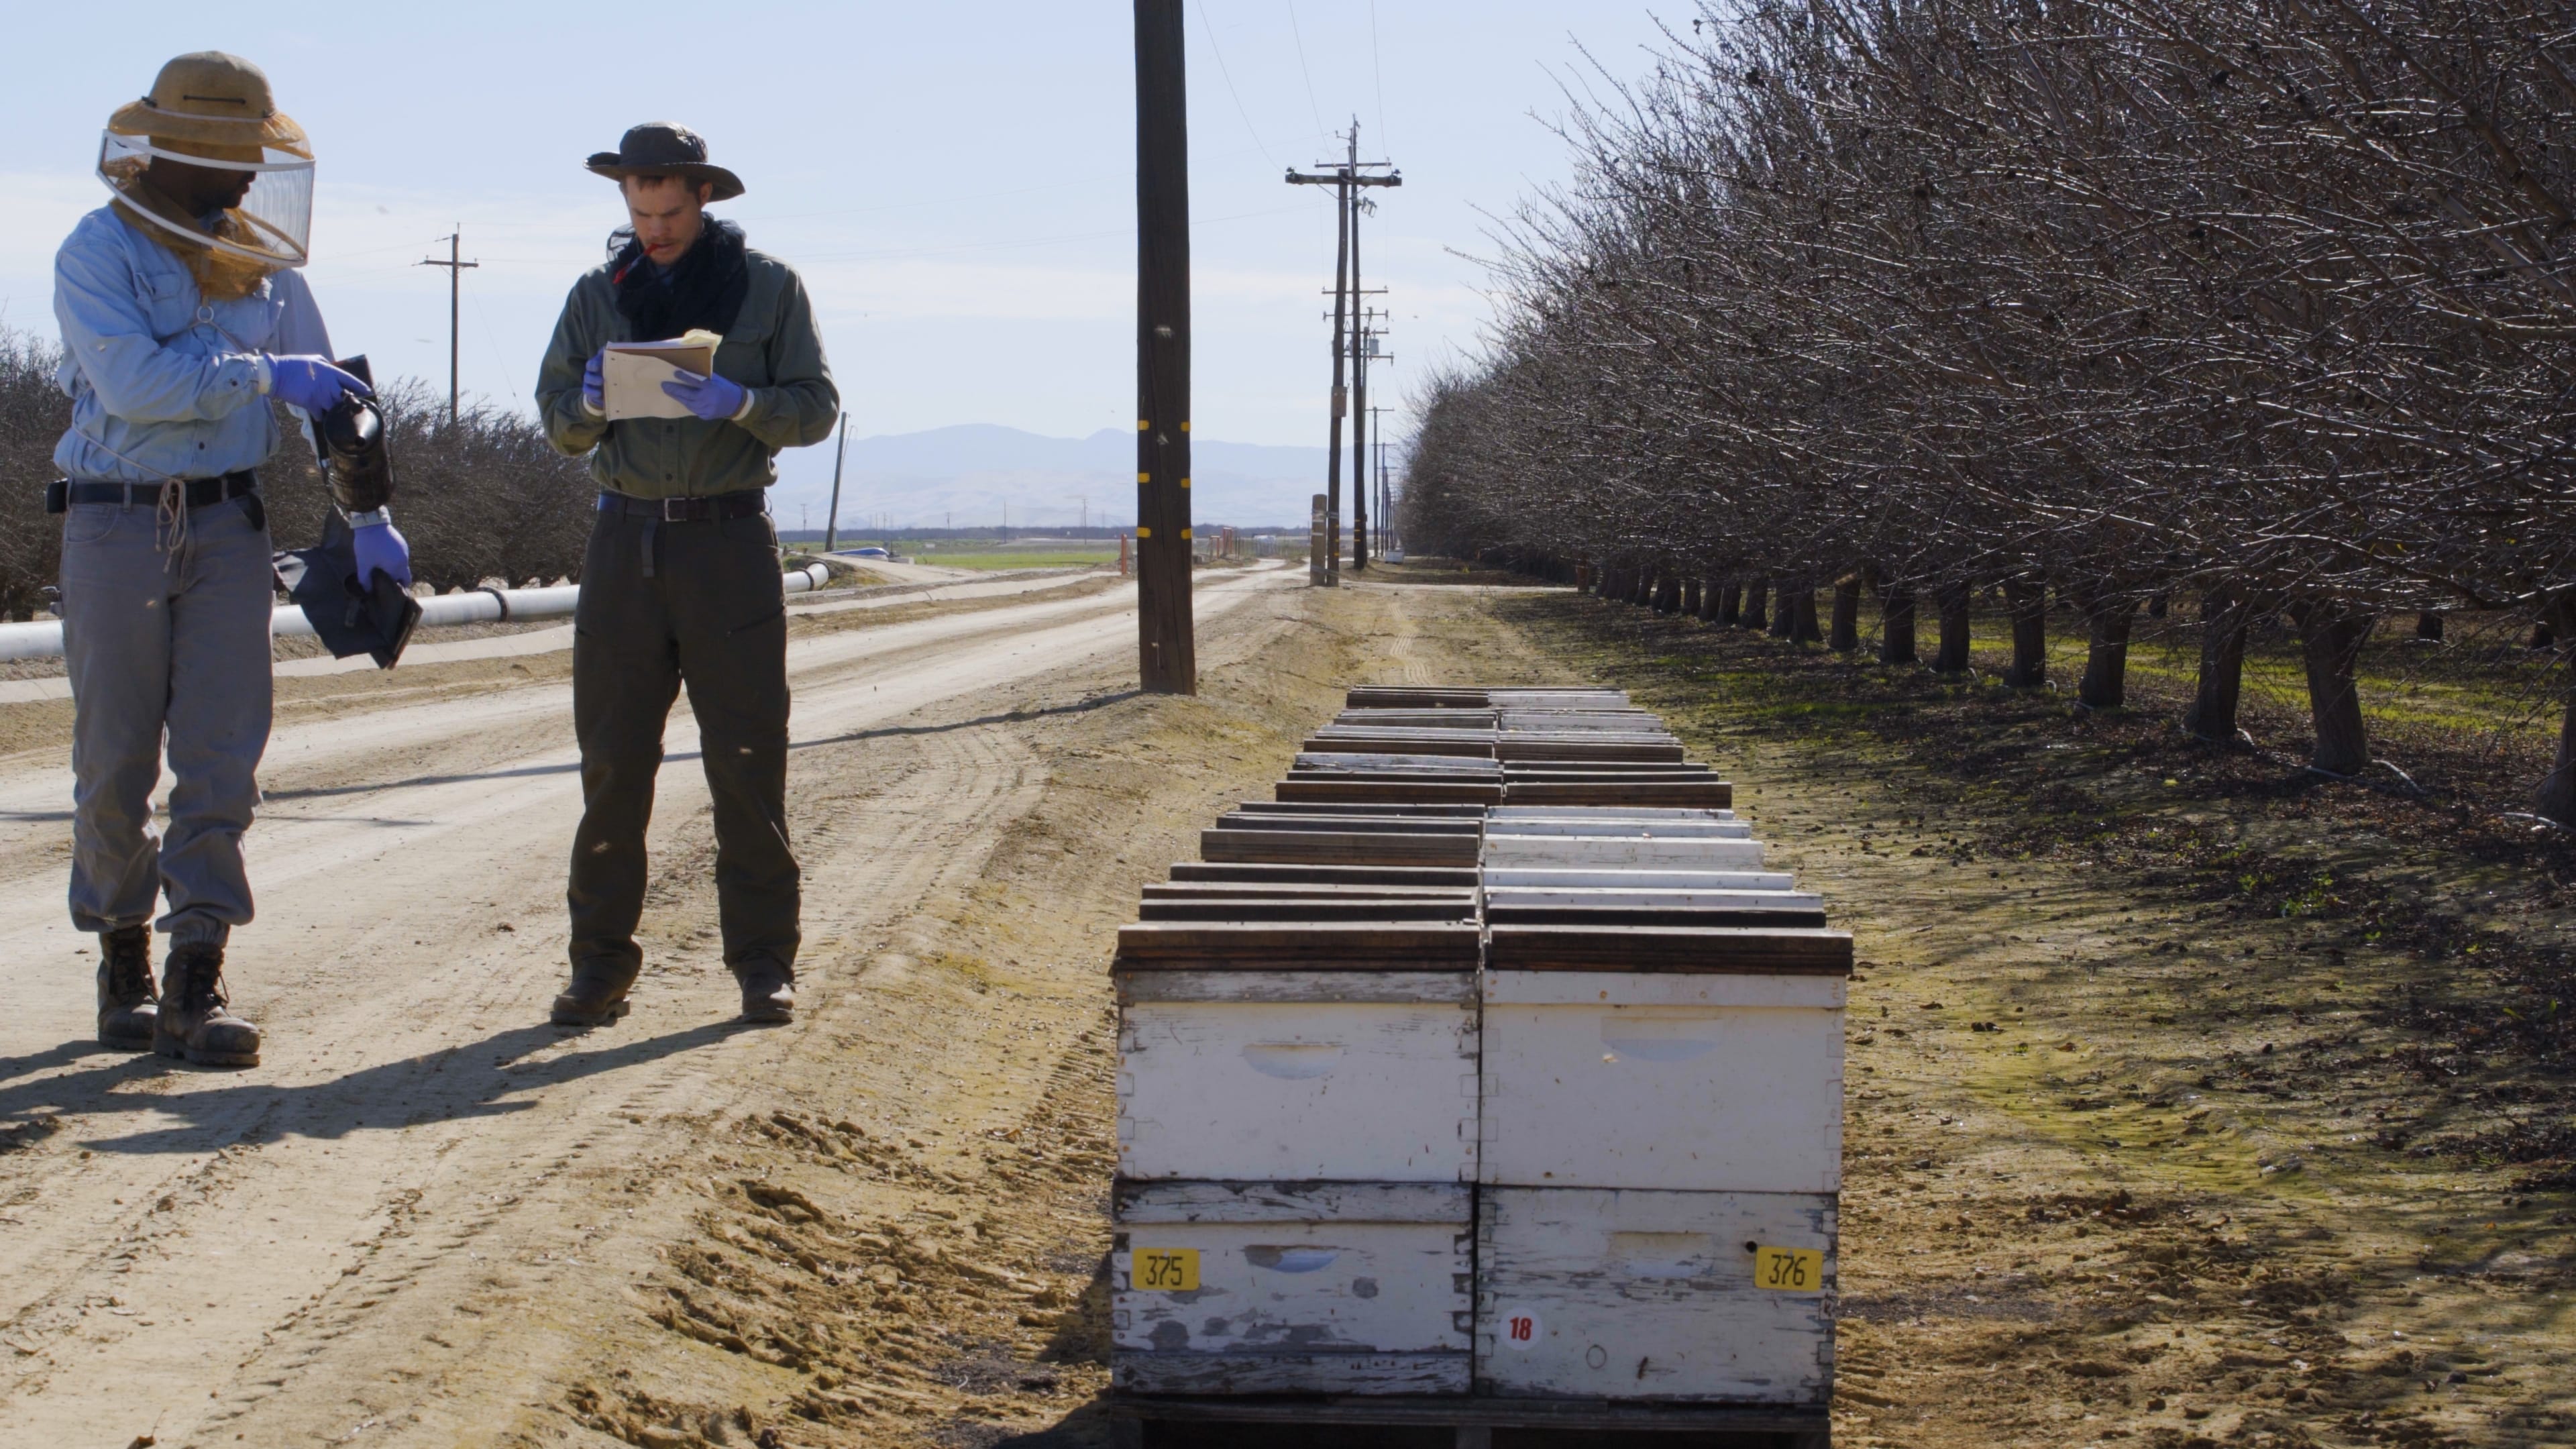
[48,470,258,514]
[598,490,769,523]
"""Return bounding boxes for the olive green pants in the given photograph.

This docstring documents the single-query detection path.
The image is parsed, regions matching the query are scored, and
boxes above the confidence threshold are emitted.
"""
[566,504,798,978]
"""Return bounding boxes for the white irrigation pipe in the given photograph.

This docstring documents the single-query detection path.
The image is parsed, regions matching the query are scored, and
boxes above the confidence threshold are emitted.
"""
[0,564,835,663]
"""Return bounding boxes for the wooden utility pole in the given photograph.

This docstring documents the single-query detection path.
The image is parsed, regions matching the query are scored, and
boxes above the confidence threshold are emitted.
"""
[1350,195,1369,572]
[1371,401,1391,553]
[1135,0,1195,693]
[822,411,850,553]
[417,227,478,426]
[1287,128,1398,586]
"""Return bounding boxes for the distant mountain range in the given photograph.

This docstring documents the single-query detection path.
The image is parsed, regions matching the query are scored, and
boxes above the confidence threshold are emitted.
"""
[767,423,1344,531]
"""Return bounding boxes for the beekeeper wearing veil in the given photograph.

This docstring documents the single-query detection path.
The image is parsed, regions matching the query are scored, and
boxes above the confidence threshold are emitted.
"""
[51,51,401,1067]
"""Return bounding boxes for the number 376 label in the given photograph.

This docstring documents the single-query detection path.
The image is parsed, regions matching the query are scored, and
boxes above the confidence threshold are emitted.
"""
[1132,1248,1199,1292]
[1754,1244,1825,1293]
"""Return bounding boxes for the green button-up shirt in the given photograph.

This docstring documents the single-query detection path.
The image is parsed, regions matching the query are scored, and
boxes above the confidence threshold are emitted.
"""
[535,246,838,498]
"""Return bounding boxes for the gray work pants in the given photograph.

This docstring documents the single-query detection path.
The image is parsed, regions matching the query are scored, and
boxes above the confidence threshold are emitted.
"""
[566,504,799,977]
[60,494,274,949]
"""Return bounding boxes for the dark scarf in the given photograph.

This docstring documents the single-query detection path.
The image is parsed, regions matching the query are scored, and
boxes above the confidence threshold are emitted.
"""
[607,216,751,339]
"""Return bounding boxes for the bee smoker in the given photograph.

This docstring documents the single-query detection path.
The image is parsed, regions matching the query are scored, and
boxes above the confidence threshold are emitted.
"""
[313,354,394,512]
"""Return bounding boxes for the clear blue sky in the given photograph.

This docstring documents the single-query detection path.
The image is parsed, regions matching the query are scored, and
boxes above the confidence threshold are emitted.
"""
[0,1,1684,511]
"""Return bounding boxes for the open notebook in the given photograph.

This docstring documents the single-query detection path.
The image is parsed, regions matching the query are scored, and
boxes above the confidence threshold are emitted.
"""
[601,331,722,420]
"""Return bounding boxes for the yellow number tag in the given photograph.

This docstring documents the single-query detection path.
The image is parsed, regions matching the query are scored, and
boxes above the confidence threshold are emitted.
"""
[1754,1244,1823,1294]
[1134,1248,1200,1292]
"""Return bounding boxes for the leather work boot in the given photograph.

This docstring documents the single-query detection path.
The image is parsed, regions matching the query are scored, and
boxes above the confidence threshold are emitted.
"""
[95,925,158,1050]
[551,960,637,1026]
[733,957,796,1024]
[154,944,260,1068]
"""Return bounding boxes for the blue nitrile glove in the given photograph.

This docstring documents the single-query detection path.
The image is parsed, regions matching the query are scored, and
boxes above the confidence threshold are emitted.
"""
[263,355,372,414]
[582,350,605,414]
[352,517,413,590]
[661,368,749,422]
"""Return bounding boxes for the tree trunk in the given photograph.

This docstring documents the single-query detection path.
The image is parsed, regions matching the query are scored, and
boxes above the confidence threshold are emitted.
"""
[1718,581,1741,626]
[1829,576,1860,652]
[2078,590,2135,709]
[1655,573,1682,614]
[2002,576,2047,687]
[2535,620,2558,650]
[2414,610,2443,643]
[2292,600,2375,775]
[1742,579,1770,632]
[1791,583,1822,643]
[1631,569,1653,607]
[2184,588,2252,743]
[1696,578,1721,622]
[1680,578,1701,617]
[1879,584,1917,665]
[1768,582,1798,638]
[1933,582,1972,673]
[2533,594,2576,824]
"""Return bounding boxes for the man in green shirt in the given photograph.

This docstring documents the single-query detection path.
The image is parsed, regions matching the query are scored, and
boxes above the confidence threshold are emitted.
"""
[535,123,838,1027]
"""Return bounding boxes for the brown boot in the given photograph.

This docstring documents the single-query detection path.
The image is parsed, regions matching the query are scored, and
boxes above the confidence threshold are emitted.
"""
[95,925,158,1050]
[154,943,260,1068]
[733,957,795,1024]
[551,959,637,1026]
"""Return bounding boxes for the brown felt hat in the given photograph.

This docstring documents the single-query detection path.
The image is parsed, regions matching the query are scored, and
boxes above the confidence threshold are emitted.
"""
[585,122,744,201]
[107,51,309,164]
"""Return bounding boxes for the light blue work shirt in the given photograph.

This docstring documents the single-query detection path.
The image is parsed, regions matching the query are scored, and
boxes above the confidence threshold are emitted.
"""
[52,203,332,485]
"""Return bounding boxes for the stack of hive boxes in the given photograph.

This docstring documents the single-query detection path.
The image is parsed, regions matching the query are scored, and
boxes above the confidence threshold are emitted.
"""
[1477,796,1845,1404]
[1112,802,1485,1393]
[1108,687,1848,1417]
[1279,686,1733,810]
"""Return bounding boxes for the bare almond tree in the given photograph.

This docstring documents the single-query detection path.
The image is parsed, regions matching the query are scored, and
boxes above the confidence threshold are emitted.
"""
[1402,0,2576,813]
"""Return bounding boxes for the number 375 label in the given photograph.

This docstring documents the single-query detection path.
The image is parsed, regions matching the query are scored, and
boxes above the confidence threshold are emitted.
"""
[1132,1248,1200,1292]
[1754,1244,1825,1293]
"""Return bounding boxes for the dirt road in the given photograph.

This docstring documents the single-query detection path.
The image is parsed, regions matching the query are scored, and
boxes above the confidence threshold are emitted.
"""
[0,561,1356,1448]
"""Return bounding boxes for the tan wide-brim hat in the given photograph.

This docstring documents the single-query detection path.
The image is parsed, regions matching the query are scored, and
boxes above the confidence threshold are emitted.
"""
[107,51,309,164]
[586,121,745,202]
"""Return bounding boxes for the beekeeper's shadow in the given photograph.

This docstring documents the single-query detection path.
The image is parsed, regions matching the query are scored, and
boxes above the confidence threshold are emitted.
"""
[2,1018,743,1154]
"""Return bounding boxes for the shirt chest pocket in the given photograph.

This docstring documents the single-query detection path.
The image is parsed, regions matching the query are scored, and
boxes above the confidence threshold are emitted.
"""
[142,272,278,351]
[716,317,775,389]
[142,272,199,342]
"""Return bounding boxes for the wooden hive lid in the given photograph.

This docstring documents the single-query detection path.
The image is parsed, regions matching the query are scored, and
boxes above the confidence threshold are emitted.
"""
[1114,920,1485,969]
[1485,923,1853,975]
[1166,863,1485,887]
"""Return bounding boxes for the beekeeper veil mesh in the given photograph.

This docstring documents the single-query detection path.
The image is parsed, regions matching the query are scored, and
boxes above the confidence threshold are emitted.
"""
[97,52,315,282]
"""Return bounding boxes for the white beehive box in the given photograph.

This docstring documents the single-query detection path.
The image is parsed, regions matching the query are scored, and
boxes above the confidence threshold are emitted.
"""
[1483,867,1794,891]
[1112,1181,1473,1395]
[1475,1186,1835,1401]
[1116,968,1479,1183]
[1479,929,1849,1193]
[1484,887,1823,911]
[1487,806,1733,822]
[1482,834,1766,868]
[1482,819,1752,839]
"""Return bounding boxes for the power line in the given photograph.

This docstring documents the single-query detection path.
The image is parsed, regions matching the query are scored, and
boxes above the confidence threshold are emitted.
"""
[1197,0,1278,168]
[1370,0,1391,153]
[1283,2,1329,140]
[467,287,521,406]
